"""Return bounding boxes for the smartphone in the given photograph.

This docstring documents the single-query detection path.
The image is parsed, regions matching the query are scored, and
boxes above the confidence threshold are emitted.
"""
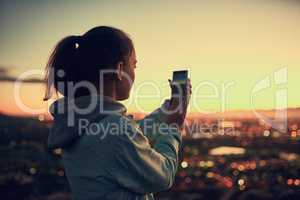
[172,70,188,83]
[171,70,189,97]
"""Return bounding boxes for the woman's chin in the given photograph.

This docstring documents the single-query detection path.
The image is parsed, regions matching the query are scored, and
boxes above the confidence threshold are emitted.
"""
[116,94,129,101]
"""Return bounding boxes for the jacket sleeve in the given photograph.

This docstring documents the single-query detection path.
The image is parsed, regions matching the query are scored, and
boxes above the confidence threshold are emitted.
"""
[137,99,172,144]
[110,116,182,194]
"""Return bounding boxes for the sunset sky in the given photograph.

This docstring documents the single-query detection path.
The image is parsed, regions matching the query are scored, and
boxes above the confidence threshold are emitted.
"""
[0,0,299,116]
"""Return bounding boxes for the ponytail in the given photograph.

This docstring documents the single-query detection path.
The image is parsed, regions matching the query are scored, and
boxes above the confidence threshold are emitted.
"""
[44,35,81,101]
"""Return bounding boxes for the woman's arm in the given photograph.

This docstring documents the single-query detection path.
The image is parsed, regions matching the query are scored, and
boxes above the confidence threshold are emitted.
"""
[138,78,191,144]
[137,99,172,144]
[109,116,181,194]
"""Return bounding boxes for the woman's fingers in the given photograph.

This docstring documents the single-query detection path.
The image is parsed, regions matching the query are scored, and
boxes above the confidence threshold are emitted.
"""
[167,78,192,111]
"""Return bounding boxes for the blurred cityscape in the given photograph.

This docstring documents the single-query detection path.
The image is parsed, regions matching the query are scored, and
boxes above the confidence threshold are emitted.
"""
[0,109,300,200]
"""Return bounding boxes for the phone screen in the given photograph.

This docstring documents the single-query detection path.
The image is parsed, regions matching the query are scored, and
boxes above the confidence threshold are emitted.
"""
[172,70,188,83]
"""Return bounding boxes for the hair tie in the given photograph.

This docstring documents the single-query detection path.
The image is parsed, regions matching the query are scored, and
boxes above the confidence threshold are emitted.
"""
[75,35,82,49]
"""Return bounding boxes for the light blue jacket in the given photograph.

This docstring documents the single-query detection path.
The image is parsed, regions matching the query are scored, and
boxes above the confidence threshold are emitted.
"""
[48,95,182,200]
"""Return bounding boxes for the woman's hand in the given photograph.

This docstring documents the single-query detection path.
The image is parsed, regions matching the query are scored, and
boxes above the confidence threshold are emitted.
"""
[163,78,192,130]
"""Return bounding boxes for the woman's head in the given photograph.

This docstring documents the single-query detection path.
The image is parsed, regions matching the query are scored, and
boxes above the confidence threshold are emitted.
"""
[44,26,136,101]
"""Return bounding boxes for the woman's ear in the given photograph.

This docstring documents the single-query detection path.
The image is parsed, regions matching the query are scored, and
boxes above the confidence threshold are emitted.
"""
[116,61,124,81]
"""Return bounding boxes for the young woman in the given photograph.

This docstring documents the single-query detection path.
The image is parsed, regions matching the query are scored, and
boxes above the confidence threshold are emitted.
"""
[44,26,191,200]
